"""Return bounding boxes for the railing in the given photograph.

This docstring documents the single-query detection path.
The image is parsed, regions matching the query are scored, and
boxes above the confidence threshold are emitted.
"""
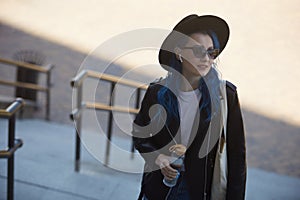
[0,98,24,200]
[0,57,54,120]
[70,70,147,171]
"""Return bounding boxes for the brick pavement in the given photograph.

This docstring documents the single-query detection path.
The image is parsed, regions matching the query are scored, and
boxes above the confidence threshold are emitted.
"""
[0,21,299,178]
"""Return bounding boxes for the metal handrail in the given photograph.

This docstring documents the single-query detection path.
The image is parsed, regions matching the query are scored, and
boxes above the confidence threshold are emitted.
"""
[0,98,25,117]
[70,70,88,87]
[85,102,140,114]
[71,70,148,89]
[86,70,148,90]
[0,139,23,159]
[70,69,148,171]
[0,98,24,200]
[0,57,54,120]
[0,57,54,73]
[0,80,48,92]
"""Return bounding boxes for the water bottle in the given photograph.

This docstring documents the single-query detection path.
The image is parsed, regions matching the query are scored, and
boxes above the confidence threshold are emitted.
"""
[163,170,180,187]
[163,152,184,187]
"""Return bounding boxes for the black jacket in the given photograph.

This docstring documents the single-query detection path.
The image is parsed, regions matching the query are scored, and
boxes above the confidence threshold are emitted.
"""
[132,80,246,200]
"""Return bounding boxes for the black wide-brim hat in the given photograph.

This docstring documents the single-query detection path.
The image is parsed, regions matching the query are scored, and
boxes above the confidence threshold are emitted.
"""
[159,14,230,71]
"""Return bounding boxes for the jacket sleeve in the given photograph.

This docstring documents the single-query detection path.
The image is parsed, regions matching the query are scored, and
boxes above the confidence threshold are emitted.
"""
[226,88,247,200]
[132,85,161,170]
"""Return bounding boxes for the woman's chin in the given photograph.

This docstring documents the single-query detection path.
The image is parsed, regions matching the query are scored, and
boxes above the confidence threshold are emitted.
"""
[196,68,210,77]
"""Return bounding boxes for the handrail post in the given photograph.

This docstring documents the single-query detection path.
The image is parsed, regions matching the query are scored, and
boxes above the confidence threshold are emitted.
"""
[75,84,83,172]
[131,88,141,159]
[104,82,115,166]
[46,70,51,120]
[7,115,16,200]
[70,70,88,172]
[0,98,24,200]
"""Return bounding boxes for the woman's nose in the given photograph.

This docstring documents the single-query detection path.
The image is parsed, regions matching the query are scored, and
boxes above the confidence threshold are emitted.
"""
[199,53,209,62]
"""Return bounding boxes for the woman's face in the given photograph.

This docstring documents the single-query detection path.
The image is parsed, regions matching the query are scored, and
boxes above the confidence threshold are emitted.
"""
[178,32,214,78]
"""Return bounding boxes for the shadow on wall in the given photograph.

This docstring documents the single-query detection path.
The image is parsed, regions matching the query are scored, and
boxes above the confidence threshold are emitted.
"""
[243,108,300,177]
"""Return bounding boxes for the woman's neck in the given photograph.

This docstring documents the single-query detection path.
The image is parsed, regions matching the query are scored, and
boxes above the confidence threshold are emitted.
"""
[180,75,201,91]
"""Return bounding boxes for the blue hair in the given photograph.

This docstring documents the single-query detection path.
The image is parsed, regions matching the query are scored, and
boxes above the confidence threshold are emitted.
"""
[157,55,181,124]
[208,30,220,50]
[157,30,221,124]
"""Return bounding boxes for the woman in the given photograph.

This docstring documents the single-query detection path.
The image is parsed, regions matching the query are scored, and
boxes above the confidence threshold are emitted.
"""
[132,14,246,200]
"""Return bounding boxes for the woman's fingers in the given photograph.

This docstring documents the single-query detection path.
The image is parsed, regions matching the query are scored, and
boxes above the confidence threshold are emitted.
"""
[155,154,178,179]
[160,163,178,179]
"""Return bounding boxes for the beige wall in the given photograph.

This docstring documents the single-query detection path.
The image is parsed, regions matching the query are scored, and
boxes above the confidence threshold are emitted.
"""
[1,0,299,125]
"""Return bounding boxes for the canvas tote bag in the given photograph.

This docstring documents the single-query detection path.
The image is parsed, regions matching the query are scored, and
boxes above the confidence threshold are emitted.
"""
[211,80,228,200]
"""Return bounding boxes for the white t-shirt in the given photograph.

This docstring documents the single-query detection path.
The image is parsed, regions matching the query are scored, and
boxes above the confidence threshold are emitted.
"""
[177,89,201,147]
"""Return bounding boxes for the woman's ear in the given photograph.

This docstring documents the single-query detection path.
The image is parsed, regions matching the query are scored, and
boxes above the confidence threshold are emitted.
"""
[174,47,182,62]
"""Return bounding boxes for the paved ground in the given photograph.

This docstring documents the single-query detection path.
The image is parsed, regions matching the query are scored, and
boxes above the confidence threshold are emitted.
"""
[1,119,300,200]
[0,119,142,200]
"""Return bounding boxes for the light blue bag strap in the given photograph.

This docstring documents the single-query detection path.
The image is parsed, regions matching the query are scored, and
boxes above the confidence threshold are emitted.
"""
[221,80,228,140]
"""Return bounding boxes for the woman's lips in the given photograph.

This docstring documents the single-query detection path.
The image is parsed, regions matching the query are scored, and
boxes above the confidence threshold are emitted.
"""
[197,65,208,70]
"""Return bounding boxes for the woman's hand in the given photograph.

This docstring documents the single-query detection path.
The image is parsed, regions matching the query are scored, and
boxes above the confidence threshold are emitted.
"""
[155,154,178,180]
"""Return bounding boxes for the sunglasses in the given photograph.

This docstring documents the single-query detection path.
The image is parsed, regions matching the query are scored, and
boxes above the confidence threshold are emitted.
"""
[182,45,219,59]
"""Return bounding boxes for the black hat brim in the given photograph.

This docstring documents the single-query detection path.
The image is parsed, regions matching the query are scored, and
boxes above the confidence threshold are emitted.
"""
[158,15,230,71]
